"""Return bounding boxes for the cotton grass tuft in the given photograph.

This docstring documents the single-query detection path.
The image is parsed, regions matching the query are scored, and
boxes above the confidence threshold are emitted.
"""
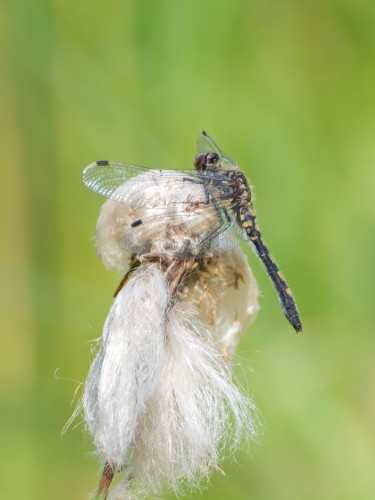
[81,172,260,498]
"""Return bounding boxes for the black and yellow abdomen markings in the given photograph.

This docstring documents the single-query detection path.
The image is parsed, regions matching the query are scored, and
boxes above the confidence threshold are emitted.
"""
[237,205,302,333]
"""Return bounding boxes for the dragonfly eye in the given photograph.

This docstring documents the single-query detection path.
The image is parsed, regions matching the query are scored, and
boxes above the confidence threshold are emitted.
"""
[194,152,220,171]
[207,153,220,165]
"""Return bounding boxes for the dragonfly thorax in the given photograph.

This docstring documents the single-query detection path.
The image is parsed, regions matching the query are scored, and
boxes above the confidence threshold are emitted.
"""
[227,170,252,205]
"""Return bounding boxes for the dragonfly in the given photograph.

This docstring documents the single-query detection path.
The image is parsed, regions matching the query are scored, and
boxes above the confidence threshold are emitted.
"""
[83,131,302,333]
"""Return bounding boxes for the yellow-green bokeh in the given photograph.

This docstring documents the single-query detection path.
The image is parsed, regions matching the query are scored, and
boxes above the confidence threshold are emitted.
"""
[1,1,374,499]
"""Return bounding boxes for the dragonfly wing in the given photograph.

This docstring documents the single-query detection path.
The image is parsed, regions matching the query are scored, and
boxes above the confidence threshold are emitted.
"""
[83,161,203,206]
[196,131,238,169]
[196,131,224,156]
[120,198,242,259]
[83,161,153,197]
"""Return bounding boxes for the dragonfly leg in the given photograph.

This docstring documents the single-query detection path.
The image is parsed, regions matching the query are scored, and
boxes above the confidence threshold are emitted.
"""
[113,258,141,297]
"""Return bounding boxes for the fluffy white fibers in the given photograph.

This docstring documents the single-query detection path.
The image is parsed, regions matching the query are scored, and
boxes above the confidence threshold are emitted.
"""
[183,248,259,361]
[116,301,255,497]
[84,264,168,467]
[84,256,258,499]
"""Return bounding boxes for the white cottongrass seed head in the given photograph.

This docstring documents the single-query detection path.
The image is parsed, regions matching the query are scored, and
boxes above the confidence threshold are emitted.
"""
[82,171,260,498]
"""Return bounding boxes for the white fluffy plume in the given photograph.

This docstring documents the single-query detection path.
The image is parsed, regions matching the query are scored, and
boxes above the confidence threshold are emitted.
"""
[84,264,168,467]
[84,258,258,498]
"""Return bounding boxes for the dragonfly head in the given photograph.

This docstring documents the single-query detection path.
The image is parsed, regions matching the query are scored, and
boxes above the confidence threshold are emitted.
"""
[194,152,220,171]
[196,131,239,171]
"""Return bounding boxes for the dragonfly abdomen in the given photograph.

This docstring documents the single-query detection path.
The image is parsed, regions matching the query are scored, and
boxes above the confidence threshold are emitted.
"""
[237,205,302,333]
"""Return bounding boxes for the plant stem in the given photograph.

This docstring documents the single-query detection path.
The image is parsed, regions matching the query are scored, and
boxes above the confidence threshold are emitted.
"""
[94,462,115,500]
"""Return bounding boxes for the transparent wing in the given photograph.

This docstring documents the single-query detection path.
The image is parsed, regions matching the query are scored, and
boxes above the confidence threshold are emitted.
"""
[196,130,224,156]
[120,197,245,259]
[196,131,239,170]
[83,161,197,199]
[83,160,234,208]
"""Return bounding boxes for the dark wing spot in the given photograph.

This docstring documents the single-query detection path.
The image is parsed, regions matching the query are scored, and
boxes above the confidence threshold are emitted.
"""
[96,160,109,166]
[131,219,143,228]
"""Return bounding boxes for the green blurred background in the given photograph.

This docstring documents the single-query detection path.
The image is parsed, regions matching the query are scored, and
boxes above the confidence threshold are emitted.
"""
[1,1,374,498]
